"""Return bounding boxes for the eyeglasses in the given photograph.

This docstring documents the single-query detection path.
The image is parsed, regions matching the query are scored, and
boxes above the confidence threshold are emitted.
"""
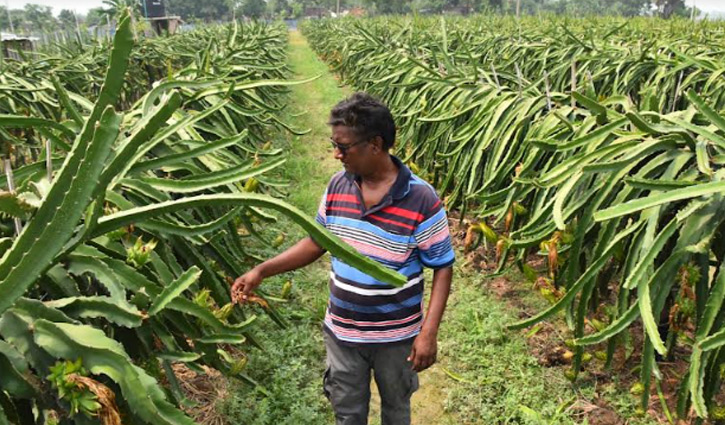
[329,138,367,155]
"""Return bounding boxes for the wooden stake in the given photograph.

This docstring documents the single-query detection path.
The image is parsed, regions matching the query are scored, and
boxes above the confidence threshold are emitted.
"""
[45,139,52,181]
[106,14,112,43]
[73,10,82,43]
[3,157,22,235]
[6,0,14,34]
[130,12,138,42]
[586,70,594,96]
[490,63,500,89]
[671,70,684,113]
[570,60,577,109]
[544,71,552,111]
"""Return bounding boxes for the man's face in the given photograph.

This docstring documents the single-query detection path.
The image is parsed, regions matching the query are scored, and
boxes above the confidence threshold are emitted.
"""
[330,125,371,175]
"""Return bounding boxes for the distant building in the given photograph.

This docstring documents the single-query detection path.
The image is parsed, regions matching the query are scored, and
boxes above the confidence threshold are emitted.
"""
[1,33,37,60]
[442,5,474,15]
[304,7,331,19]
[347,7,366,17]
[146,16,184,35]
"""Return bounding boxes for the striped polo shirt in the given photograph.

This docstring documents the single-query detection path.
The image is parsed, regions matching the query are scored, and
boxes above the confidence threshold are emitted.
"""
[315,155,455,345]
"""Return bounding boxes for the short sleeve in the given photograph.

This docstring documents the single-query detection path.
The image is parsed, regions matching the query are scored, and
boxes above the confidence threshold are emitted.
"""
[413,196,455,269]
[315,187,327,227]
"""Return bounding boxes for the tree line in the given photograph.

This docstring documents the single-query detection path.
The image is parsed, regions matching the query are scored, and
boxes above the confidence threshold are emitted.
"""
[0,0,699,35]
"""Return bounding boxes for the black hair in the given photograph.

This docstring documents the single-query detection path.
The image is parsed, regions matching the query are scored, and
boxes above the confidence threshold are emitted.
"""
[328,92,396,150]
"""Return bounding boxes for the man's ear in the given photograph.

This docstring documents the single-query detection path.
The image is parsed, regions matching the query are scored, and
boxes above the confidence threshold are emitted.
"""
[371,136,385,153]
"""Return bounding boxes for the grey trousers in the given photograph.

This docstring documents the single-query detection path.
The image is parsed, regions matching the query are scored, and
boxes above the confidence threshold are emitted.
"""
[323,331,419,425]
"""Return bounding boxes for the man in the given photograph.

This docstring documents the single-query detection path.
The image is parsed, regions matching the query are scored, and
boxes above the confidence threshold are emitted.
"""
[231,92,455,425]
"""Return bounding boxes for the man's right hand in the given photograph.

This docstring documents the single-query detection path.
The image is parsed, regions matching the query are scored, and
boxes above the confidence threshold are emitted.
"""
[231,267,264,304]
[229,236,326,304]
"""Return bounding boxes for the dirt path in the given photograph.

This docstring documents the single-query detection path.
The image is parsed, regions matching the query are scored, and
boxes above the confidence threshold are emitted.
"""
[286,30,454,425]
[283,30,346,213]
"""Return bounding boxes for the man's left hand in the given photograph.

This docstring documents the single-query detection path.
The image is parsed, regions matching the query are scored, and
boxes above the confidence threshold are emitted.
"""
[407,332,437,372]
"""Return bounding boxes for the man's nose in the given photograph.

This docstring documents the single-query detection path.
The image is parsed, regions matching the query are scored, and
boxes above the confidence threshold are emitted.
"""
[334,149,344,160]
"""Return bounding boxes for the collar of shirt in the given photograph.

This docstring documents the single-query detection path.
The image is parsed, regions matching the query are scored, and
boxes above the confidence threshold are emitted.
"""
[342,154,412,202]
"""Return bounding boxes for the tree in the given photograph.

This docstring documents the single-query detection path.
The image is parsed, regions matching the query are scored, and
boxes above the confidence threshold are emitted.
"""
[361,0,410,14]
[85,8,108,27]
[58,9,77,30]
[166,0,231,21]
[242,0,267,17]
[23,4,57,33]
[605,0,649,16]
[0,6,13,32]
[8,9,26,33]
[410,0,446,14]
[102,0,142,19]
[290,1,304,17]
[653,0,688,18]
[267,0,293,18]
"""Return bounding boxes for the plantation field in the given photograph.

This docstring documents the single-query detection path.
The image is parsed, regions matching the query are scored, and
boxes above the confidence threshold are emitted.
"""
[1,9,724,425]
[301,14,725,424]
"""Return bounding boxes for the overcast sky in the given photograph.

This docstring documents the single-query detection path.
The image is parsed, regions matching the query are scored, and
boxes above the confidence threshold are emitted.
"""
[5,0,104,14]
[2,0,724,15]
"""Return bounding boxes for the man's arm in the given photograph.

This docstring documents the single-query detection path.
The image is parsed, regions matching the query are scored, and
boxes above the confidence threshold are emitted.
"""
[231,237,326,302]
[408,266,453,372]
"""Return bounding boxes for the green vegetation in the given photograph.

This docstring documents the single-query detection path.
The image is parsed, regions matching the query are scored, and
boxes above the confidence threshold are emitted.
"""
[219,30,344,425]
[221,29,660,425]
[3,5,724,424]
[303,14,725,422]
[0,13,399,424]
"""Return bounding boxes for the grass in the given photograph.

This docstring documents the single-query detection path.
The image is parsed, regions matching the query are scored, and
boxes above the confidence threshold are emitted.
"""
[432,263,661,425]
[434,265,582,424]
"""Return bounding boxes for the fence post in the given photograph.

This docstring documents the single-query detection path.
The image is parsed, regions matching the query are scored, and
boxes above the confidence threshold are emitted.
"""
[570,59,577,109]
[45,139,52,181]
[490,63,500,89]
[544,71,552,111]
[3,157,23,235]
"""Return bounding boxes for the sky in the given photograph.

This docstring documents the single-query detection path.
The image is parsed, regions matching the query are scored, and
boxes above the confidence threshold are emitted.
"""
[687,0,725,13]
[5,0,105,14]
[2,0,725,15]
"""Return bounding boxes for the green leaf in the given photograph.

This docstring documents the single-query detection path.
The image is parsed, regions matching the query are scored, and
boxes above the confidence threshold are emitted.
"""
[129,131,248,173]
[93,193,407,287]
[508,221,642,330]
[0,341,36,398]
[137,157,286,193]
[141,207,242,238]
[696,261,725,352]
[662,116,725,150]
[686,90,725,136]
[0,191,34,218]
[156,352,202,363]
[0,22,131,315]
[623,177,696,191]
[67,255,126,300]
[196,333,246,344]
[0,115,76,140]
[33,319,197,425]
[593,181,725,222]
[45,296,145,328]
[148,267,202,317]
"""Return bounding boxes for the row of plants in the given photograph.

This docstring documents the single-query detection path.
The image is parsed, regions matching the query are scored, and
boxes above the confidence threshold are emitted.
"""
[302,15,725,421]
[0,12,403,425]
